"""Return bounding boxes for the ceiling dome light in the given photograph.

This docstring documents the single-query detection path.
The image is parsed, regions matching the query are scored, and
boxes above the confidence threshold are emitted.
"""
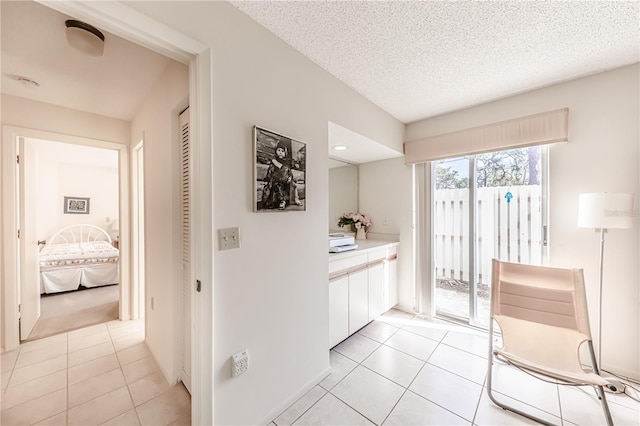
[65,19,105,57]
[332,145,348,151]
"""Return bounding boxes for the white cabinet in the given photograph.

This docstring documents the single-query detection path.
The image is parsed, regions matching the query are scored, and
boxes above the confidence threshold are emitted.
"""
[348,269,369,334]
[329,275,349,348]
[329,242,398,348]
[368,263,384,321]
[384,257,398,311]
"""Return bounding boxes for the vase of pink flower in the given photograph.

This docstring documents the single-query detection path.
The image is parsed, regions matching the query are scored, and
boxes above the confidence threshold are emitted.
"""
[337,212,372,240]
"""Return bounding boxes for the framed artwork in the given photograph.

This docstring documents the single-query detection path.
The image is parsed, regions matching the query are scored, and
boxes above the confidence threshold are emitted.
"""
[254,126,306,212]
[64,196,90,214]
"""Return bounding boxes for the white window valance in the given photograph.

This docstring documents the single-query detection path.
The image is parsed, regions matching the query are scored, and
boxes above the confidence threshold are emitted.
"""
[404,108,569,165]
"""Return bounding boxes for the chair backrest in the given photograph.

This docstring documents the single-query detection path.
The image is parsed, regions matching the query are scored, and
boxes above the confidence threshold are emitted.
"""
[491,259,592,338]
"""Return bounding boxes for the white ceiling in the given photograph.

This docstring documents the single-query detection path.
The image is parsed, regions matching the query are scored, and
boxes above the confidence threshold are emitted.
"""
[230,1,639,125]
[1,1,173,122]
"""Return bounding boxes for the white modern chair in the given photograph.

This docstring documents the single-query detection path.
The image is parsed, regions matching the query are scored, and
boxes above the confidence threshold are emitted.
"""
[487,259,613,426]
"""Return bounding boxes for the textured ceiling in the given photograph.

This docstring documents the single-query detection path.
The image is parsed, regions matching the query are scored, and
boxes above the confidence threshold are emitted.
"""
[230,1,640,124]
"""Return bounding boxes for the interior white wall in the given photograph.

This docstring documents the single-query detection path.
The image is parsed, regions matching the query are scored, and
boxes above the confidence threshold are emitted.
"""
[125,2,405,424]
[130,60,189,384]
[359,157,414,311]
[406,64,640,380]
[31,140,119,241]
[329,165,358,232]
[1,95,131,144]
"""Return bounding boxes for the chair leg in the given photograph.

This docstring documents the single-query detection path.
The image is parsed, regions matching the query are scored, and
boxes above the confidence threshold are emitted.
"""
[595,385,614,426]
[586,340,614,426]
[487,323,556,426]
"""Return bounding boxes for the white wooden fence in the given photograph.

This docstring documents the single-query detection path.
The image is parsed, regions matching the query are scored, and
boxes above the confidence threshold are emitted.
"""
[433,185,543,285]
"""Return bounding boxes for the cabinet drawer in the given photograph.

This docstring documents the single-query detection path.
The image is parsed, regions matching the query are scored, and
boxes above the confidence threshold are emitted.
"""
[329,253,368,274]
[368,246,397,262]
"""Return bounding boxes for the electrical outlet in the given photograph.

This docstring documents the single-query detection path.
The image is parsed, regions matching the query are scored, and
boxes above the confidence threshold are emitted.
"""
[231,350,249,377]
[218,227,240,250]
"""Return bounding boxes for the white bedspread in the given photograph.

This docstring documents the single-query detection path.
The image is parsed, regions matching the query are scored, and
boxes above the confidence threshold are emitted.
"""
[39,241,119,268]
[39,241,119,294]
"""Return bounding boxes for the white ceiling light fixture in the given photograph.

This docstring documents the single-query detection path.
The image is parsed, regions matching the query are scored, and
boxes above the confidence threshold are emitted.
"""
[65,19,105,57]
[332,145,348,151]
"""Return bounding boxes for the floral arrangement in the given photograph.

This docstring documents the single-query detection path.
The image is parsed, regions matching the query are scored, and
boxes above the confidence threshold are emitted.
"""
[337,212,372,231]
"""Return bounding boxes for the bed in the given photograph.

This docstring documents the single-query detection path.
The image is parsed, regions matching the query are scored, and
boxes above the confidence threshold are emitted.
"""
[39,224,119,294]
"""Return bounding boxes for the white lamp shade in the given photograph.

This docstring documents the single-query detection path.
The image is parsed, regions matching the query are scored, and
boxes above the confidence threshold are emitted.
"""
[578,193,634,229]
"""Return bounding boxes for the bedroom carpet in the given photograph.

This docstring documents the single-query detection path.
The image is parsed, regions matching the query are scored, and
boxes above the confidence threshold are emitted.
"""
[25,284,119,342]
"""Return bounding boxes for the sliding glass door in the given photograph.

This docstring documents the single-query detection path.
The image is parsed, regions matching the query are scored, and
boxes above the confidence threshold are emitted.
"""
[432,146,547,327]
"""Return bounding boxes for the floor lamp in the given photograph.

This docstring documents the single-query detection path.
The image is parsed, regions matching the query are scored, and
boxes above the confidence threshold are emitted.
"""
[578,192,633,392]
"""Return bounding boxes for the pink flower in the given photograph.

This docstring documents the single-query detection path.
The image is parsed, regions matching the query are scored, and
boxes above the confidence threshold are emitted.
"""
[337,212,373,231]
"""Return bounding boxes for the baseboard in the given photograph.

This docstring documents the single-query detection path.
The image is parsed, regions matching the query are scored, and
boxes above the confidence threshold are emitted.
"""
[259,365,332,425]
[393,304,417,316]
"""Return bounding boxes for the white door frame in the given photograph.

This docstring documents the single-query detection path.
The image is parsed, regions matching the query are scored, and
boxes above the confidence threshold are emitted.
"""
[131,140,145,321]
[36,2,214,424]
[2,127,131,346]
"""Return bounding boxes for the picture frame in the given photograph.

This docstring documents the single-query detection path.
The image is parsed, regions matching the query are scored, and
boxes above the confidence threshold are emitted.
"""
[63,196,90,214]
[254,126,306,212]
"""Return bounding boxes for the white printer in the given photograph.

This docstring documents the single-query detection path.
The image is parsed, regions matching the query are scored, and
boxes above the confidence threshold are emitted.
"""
[328,234,357,253]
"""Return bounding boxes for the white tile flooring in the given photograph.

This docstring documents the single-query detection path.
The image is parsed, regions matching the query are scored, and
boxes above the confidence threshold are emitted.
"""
[5,310,638,426]
[1,320,190,425]
[271,309,640,426]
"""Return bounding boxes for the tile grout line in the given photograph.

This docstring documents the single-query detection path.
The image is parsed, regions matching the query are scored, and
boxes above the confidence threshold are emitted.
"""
[273,385,329,426]
[329,317,486,425]
[1,321,159,426]
[392,329,475,425]
[104,321,143,426]
[1,346,21,397]
[332,325,439,425]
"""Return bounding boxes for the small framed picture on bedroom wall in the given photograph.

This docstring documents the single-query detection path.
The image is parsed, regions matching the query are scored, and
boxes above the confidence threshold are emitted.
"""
[64,196,90,214]
[254,125,306,212]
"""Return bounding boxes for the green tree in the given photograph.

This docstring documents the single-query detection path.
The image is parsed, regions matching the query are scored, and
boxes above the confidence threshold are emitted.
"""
[435,166,469,189]
[435,147,541,190]
[476,147,539,188]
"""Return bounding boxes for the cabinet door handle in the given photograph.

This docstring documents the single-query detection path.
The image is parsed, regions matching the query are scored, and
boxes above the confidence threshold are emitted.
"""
[196,279,202,293]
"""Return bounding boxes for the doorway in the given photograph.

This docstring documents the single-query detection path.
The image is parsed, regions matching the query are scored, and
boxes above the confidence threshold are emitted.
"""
[22,138,122,341]
[2,126,132,347]
[432,146,548,328]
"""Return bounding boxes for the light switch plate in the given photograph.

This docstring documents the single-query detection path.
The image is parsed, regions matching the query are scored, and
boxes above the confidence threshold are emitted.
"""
[218,227,240,250]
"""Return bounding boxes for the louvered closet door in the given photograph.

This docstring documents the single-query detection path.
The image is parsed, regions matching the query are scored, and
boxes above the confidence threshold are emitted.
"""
[179,107,192,393]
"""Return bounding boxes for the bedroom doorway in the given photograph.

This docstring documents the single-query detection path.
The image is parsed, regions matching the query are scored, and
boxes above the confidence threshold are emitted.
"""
[2,125,132,345]
[22,138,122,341]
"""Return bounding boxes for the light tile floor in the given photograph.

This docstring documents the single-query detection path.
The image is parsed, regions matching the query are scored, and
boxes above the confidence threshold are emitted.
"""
[1,320,190,426]
[272,309,640,426]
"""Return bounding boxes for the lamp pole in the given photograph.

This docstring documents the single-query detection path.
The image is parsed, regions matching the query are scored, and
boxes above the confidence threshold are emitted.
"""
[578,192,634,394]
[597,227,605,371]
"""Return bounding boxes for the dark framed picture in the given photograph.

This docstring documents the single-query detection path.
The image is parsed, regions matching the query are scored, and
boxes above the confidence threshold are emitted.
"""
[254,126,306,212]
[64,196,90,214]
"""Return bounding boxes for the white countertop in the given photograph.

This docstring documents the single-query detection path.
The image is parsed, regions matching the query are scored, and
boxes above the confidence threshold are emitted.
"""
[329,239,399,260]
